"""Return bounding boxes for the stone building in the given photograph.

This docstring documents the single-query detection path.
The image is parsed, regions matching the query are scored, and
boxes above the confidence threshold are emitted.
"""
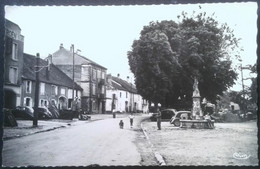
[106,74,148,113]
[21,53,82,110]
[49,44,107,114]
[4,19,24,109]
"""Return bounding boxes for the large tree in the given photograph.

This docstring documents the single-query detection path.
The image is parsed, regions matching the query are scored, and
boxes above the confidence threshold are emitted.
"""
[128,11,240,108]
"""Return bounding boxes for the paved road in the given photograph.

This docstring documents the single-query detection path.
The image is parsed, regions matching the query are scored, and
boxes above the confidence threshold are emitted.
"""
[3,115,150,167]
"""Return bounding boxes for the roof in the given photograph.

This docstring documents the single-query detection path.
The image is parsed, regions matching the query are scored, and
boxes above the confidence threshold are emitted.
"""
[5,19,21,31]
[111,80,126,91]
[52,47,107,70]
[112,76,138,94]
[23,53,82,90]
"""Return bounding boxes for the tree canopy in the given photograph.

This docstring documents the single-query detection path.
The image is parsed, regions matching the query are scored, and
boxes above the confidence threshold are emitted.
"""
[128,11,240,109]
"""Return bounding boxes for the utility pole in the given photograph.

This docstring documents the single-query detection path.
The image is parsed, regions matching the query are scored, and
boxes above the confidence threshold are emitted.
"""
[71,44,75,100]
[33,53,40,126]
[240,64,245,99]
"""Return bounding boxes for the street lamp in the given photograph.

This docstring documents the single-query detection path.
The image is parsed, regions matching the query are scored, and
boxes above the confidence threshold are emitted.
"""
[33,53,50,127]
[71,44,81,101]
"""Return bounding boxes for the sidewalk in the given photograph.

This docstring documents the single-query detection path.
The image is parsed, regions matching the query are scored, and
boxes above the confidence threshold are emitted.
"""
[3,113,134,140]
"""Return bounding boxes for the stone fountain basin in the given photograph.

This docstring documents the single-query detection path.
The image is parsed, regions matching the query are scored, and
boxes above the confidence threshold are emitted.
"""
[180,119,215,129]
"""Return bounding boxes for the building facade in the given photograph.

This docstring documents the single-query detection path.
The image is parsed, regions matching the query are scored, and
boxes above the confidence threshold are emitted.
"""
[50,44,107,114]
[4,19,24,109]
[106,74,149,113]
[21,53,82,111]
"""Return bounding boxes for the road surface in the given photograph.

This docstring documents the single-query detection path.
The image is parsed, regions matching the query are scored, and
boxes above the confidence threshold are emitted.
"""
[3,116,150,167]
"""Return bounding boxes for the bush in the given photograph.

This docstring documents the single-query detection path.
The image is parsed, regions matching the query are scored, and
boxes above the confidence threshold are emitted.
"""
[4,108,18,127]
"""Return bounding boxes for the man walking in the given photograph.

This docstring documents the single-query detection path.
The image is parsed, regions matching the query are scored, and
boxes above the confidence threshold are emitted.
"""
[157,105,161,130]
[129,112,135,128]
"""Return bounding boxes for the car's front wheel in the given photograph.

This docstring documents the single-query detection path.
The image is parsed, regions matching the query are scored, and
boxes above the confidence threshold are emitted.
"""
[173,119,180,126]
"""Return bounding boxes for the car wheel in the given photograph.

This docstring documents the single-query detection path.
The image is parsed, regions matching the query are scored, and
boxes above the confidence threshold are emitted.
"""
[173,119,180,126]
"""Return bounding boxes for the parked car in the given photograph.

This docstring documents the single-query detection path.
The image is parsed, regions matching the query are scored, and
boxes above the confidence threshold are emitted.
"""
[12,106,34,120]
[35,107,53,119]
[170,111,192,126]
[150,108,177,121]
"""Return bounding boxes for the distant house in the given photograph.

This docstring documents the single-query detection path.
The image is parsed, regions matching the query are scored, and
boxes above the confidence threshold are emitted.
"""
[106,74,148,113]
[4,19,24,109]
[21,53,82,110]
[49,44,107,114]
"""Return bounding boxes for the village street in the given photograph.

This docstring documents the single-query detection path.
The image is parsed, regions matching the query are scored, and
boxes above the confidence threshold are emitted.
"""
[2,113,258,167]
[2,114,154,167]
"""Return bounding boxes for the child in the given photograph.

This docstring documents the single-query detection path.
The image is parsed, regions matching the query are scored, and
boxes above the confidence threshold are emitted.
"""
[128,113,135,128]
[119,120,124,129]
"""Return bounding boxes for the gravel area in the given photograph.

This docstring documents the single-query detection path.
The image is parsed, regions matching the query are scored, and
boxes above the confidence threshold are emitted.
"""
[142,120,258,166]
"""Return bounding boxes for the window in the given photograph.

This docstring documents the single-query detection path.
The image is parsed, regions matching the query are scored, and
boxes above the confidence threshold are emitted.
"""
[24,97,32,107]
[26,80,32,93]
[40,83,45,95]
[92,84,96,95]
[92,69,97,81]
[9,67,18,84]
[97,70,101,79]
[81,65,90,82]
[126,91,128,98]
[12,43,18,60]
[40,99,48,107]
[68,99,73,109]
[120,92,122,98]
[101,71,105,79]
[60,88,66,95]
[51,85,58,95]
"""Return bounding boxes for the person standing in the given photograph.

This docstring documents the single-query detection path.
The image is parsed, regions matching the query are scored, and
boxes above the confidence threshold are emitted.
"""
[157,107,161,130]
[129,113,135,128]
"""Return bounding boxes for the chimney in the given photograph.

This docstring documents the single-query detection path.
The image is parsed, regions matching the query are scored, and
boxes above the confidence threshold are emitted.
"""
[60,43,63,49]
[70,45,73,52]
[47,54,52,64]
[107,74,112,85]
[126,76,130,83]
[117,73,120,78]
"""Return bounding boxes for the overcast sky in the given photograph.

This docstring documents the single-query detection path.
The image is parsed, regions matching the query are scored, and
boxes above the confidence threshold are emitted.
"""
[5,2,257,92]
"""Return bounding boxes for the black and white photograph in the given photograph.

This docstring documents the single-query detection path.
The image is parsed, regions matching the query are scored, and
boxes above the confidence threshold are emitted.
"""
[1,0,258,167]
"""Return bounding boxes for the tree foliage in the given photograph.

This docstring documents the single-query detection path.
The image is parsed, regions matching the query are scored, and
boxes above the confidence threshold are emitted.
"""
[128,11,240,108]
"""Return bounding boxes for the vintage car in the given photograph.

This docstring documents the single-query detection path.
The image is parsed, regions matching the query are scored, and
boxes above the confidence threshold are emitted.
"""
[150,108,177,121]
[170,111,192,126]
[12,106,34,120]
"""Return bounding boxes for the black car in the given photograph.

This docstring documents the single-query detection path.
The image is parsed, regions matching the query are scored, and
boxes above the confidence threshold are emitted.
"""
[35,107,53,119]
[12,106,34,120]
[150,109,177,121]
[170,111,192,126]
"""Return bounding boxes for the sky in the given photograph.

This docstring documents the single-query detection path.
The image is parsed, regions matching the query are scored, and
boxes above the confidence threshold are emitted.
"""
[5,2,257,92]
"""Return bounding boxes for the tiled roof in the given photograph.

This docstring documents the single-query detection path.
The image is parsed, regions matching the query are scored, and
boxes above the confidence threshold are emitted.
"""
[23,53,82,90]
[52,47,107,70]
[111,80,126,91]
[112,76,138,94]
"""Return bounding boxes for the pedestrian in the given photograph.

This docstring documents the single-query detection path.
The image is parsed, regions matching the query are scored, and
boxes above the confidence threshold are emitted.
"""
[157,107,161,130]
[129,113,135,128]
[204,113,214,129]
[119,120,124,129]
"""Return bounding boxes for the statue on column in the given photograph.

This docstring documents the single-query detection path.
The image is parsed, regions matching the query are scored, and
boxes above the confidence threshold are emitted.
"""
[192,77,203,119]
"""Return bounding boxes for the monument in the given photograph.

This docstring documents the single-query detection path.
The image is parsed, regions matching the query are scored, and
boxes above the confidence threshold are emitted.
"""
[180,77,214,129]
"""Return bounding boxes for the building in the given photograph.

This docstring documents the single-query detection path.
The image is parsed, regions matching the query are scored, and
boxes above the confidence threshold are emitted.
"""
[4,19,24,109]
[21,53,82,110]
[106,74,148,113]
[50,44,107,114]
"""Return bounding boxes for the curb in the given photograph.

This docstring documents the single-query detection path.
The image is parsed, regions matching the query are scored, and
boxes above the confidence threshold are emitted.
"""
[3,125,67,141]
[140,123,166,166]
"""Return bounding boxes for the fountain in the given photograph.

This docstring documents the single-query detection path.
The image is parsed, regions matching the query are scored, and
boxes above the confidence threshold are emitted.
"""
[180,78,214,129]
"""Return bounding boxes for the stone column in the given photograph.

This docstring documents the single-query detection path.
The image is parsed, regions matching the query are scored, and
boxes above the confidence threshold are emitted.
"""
[192,78,203,119]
